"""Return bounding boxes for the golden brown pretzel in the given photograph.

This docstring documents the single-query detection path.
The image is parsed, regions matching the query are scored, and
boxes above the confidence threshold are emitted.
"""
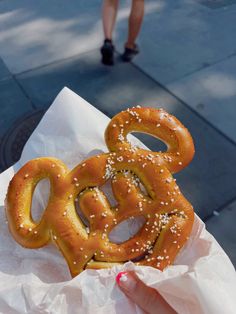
[5,107,195,277]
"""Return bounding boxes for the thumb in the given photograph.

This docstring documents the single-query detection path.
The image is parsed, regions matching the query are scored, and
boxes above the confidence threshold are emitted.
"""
[116,271,176,314]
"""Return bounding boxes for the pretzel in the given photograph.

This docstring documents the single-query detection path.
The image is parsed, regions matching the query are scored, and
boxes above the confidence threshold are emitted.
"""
[5,107,195,277]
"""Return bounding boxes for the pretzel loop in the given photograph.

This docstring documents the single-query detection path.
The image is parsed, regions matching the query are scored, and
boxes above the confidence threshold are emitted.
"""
[105,107,195,173]
[6,158,67,247]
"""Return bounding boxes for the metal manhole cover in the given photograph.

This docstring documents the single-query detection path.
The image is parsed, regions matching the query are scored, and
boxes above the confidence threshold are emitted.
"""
[0,110,45,172]
[197,0,236,8]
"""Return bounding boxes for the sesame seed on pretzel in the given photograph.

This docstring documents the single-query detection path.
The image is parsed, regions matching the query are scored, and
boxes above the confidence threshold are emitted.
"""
[5,107,195,277]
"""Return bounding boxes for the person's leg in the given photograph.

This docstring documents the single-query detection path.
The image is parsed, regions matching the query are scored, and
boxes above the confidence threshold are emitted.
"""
[101,0,119,65]
[102,0,119,41]
[121,0,144,62]
[126,0,144,49]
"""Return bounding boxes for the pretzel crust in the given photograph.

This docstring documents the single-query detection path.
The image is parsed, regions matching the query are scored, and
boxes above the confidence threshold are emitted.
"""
[5,107,195,277]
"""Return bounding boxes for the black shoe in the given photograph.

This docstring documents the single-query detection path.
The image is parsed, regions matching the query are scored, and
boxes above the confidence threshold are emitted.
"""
[121,44,139,62]
[101,39,114,66]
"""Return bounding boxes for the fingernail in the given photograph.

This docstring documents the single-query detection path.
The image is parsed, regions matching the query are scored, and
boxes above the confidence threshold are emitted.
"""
[116,271,136,291]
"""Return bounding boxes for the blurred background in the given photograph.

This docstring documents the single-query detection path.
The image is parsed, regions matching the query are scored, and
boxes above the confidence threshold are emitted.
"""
[0,0,235,266]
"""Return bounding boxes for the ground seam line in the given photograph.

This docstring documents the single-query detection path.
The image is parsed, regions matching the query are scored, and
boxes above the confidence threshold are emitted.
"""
[203,195,236,222]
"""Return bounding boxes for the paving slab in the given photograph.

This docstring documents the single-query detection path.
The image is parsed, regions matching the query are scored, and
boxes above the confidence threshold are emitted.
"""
[14,49,236,220]
[0,78,34,171]
[0,78,33,136]
[1,0,236,88]
[206,200,236,267]
[167,55,236,143]
[197,0,236,9]
[0,57,11,81]
[0,0,103,74]
[115,0,236,84]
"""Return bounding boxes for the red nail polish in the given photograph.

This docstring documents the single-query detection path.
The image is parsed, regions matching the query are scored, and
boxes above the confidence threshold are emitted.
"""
[116,271,128,284]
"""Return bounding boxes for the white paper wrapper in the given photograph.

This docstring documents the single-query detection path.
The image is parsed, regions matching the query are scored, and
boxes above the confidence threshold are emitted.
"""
[0,87,235,314]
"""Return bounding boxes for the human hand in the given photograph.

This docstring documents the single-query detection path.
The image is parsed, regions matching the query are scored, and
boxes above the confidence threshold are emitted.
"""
[116,271,177,314]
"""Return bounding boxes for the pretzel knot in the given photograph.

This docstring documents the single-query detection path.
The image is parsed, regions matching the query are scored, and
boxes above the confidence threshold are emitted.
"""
[5,107,195,277]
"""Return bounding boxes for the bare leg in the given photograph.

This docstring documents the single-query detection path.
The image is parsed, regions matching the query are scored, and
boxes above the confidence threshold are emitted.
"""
[126,0,144,49]
[102,0,119,40]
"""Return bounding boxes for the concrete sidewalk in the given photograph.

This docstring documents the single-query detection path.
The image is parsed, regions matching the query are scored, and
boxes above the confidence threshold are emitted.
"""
[0,0,235,266]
